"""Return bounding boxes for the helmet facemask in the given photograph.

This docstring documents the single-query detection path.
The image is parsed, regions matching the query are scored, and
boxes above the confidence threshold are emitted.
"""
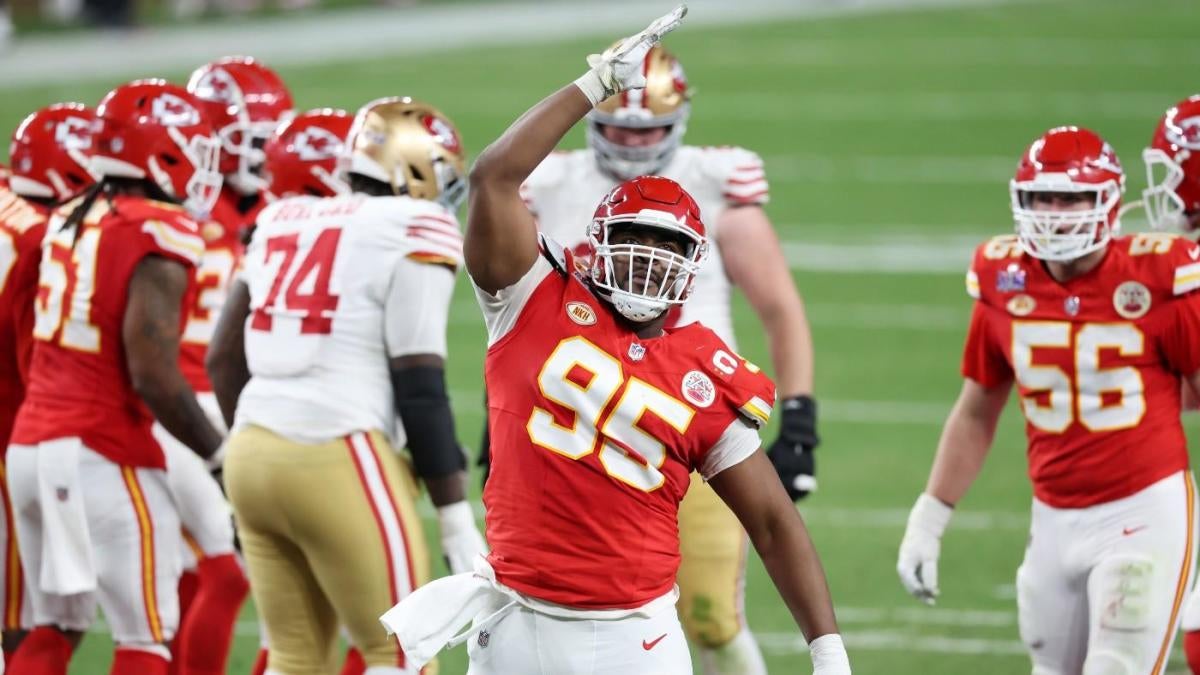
[588,214,708,323]
[1011,179,1121,262]
[152,125,222,218]
[219,112,293,195]
[586,103,689,180]
[1142,147,1189,231]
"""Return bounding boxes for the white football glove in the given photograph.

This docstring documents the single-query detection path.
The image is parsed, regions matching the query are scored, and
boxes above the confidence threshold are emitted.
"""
[437,501,487,575]
[896,493,953,605]
[573,3,687,106]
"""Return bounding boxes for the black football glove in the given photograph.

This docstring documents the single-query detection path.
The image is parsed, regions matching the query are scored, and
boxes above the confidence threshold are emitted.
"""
[766,395,820,501]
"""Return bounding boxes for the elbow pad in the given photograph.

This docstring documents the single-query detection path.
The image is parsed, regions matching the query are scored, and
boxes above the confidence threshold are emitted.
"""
[391,365,465,479]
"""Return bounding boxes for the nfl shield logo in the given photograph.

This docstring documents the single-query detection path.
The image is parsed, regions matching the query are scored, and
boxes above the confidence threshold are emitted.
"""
[628,343,646,361]
[477,630,490,648]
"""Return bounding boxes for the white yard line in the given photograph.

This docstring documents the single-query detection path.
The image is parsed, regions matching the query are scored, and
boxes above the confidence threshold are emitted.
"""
[699,37,1200,68]
[708,91,1179,122]
[0,0,1033,88]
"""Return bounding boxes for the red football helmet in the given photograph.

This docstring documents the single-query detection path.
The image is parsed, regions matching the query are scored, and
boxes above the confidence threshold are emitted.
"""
[585,175,708,322]
[88,79,223,217]
[1143,95,1200,231]
[9,103,97,202]
[186,56,294,194]
[263,108,353,199]
[1010,126,1125,261]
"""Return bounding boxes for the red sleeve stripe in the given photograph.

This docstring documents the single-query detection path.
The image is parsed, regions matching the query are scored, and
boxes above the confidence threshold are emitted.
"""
[410,212,458,228]
[724,182,770,197]
[725,174,766,186]
[732,163,764,172]
[723,190,769,204]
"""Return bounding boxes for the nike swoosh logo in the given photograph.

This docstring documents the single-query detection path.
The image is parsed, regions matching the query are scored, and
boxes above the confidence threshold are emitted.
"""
[643,633,667,650]
[1122,525,1147,536]
[1189,246,1200,261]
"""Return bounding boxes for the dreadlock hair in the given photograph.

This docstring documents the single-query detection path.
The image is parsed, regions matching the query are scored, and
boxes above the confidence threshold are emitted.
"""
[59,176,179,247]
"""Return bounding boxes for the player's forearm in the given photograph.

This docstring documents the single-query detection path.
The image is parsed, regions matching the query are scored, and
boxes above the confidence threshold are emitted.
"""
[137,373,223,459]
[423,473,467,508]
[391,361,467,503]
[761,298,815,397]
[208,359,249,431]
[752,497,840,641]
[924,397,1001,506]
[470,85,592,190]
[206,282,251,428]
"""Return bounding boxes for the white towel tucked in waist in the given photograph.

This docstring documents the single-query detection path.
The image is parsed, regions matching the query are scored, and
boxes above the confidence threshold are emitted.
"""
[380,555,680,669]
[37,438,96,595]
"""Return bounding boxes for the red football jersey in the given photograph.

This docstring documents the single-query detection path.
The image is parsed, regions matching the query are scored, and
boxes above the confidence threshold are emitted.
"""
[962,233,1200,508]
[480,241,775,609]
[178,186,257,391]
[11,196,204,468]
[0,177,49,451]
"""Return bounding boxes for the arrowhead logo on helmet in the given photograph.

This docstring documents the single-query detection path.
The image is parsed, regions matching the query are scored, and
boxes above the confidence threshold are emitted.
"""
[293,127,344,161]
[152,94,202,128]
[54,117,95,151]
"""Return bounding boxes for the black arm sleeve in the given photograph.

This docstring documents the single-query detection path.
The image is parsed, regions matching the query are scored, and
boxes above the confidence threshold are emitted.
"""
[391,364,466,479]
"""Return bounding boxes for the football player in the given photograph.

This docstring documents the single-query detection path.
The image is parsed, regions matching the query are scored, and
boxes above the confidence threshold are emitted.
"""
[245,107,358,675]
[897,126,1200,674]
[0,103,98,668]
[500,41,817,674]
[206,96,484,675]
[1142,94,1200,234]
[382,7,850,675]
[1143,93,1200,672]
[6,80,225,675]
[151,55,293,675]
[261,108,354,201]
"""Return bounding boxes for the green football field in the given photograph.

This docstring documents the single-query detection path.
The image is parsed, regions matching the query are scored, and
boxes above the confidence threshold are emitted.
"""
[3,0,1200,672]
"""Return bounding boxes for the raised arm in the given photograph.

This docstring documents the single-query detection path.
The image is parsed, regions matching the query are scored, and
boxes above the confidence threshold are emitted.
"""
[465,4,687,294]
[125,255,224,459]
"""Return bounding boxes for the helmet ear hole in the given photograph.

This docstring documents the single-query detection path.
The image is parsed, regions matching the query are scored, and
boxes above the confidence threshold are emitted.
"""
[159,153,180,167]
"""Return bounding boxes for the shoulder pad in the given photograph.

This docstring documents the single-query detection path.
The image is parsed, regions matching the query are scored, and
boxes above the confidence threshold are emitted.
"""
[967,235,1027,300]
[685,325,777,428]
[1105,233,1200,297]
[697,146,769,206]
[404,202,463,271]
[139,214,204,267]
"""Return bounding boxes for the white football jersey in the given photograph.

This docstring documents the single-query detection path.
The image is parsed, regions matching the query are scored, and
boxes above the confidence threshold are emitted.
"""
[521,145,768,346]
[234,194,462,445]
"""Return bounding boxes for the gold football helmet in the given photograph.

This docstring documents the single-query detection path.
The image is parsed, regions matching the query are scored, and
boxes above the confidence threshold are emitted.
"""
[587,44,692,179]
[344,97,467,209]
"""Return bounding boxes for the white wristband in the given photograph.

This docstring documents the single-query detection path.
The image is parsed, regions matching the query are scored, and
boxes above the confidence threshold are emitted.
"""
[809,633,851,674]
[572,70,608,107]
[204,442,227,472]
[436,501,477,537]
[909,493,954,538]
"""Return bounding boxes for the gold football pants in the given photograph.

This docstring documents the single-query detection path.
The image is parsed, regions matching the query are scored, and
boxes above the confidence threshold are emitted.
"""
[226,426,431,675]
[676,473,748,649]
